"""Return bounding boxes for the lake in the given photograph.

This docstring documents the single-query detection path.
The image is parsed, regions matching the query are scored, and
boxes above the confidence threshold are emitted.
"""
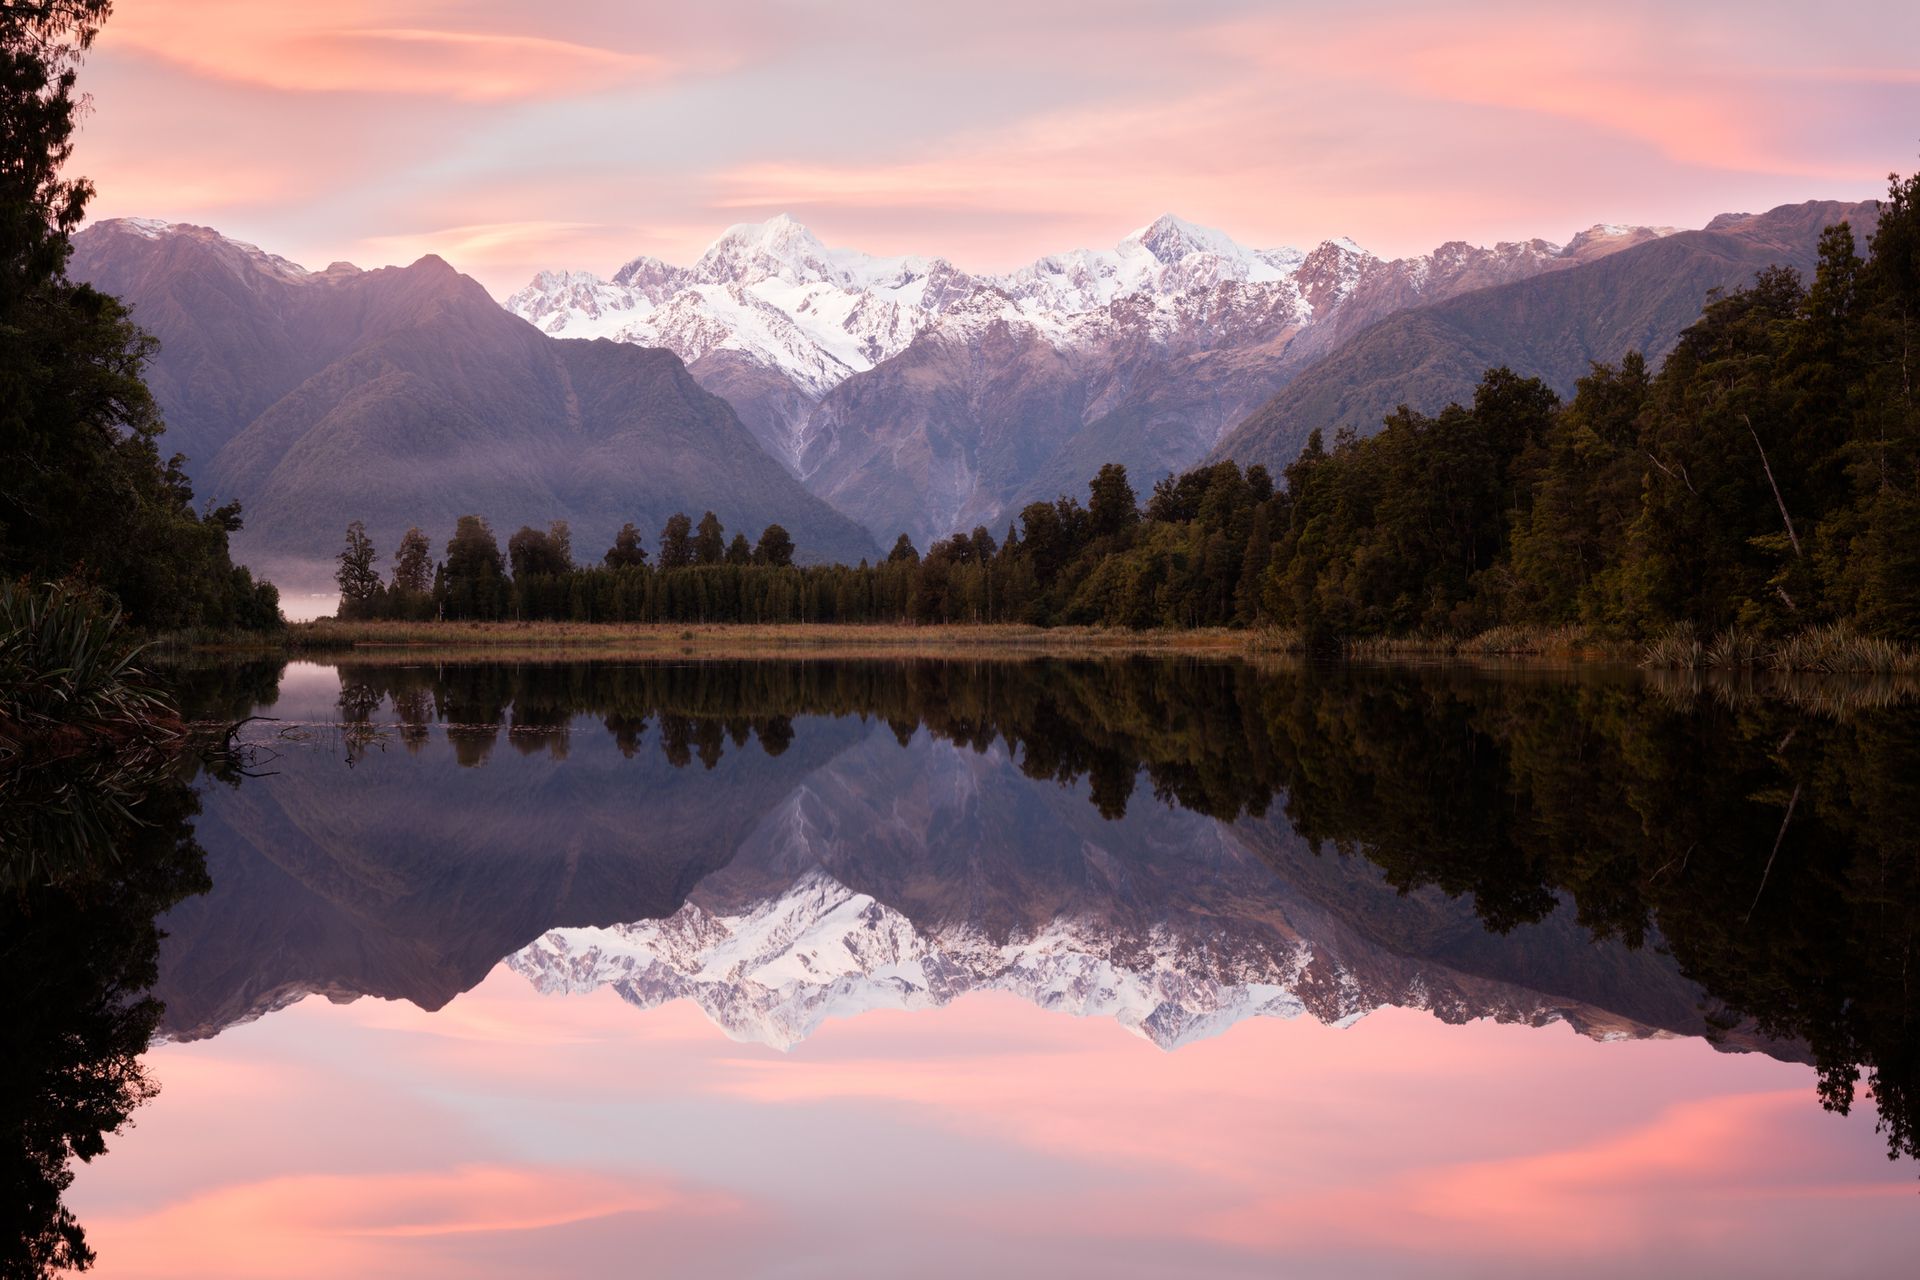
[14,655,1920,1277]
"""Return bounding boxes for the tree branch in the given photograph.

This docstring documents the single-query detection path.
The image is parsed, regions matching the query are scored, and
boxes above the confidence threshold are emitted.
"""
[1743,413,1802,558]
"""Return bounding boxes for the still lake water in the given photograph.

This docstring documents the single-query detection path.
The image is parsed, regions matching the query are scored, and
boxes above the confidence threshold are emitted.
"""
[23,656,1920,1276]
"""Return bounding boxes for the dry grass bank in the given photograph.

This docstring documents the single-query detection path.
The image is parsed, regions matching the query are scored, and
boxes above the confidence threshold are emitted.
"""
[240,619,1656,665]
[281,619,1271,660]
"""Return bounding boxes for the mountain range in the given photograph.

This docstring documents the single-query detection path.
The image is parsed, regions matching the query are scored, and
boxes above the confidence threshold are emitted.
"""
[68,197,1877,585]
[507,213,1678,546]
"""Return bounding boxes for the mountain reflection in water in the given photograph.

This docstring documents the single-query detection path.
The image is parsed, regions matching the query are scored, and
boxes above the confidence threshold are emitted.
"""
[9,655,1920,1276]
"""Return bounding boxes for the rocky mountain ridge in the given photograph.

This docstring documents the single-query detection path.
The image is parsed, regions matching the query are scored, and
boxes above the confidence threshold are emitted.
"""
[507,214,1671,540]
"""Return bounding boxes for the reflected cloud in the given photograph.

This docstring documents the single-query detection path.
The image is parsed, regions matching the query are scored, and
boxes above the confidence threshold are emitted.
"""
[86,1165,749,1277]
[1198,1089,1912,1257]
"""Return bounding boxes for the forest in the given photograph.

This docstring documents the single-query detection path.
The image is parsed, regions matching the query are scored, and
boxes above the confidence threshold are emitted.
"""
[339,175,1920,647]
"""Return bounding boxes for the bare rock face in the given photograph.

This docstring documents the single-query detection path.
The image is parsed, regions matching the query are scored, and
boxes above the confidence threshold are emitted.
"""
[68,220,879,579]
[1212,200,1880,473]
[509,213,1666,546]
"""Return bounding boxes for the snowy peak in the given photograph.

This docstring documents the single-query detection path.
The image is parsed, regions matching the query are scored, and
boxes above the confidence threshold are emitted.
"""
[509,867,1314,1052]
[502,210,1676,478]
[1121,213,1297,280]
[684,214,960,298]
[690,214,842,288]
[1129,213,1248,264]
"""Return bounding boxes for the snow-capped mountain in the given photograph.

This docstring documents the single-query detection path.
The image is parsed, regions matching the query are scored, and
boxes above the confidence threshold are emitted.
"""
[508,213,1671,542]
[505,728,1719,1053]
[511,865,1324,1051]
[508,213,976,402]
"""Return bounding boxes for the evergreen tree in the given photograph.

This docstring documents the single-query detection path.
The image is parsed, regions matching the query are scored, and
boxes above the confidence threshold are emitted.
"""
[694,511,725,565]
[546,519,573,571]
[887,533,919,564]
[604,522,648,568]
[508,525,569,579]
[1088,463,1139,538]
[755,524,796,567]
[725,532,752,566]
[441,515,506,619]
[391,526,433,594]
[658,513,694,569]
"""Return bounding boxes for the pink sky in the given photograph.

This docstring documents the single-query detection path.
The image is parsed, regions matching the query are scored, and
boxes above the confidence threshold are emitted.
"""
[67,971,1919,1277]
[71,1,1918,295]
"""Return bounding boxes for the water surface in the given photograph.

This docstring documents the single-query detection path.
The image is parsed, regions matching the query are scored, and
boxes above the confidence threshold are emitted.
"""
[18,656,1920,1276]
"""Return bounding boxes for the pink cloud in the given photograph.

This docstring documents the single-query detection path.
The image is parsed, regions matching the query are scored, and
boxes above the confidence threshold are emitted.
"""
[70,0,1915,292]
[105,2,671,102]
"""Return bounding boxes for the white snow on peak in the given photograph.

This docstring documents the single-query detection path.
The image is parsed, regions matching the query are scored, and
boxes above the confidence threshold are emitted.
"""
[508,868,1314,1052]
[119,216,175,239]
[505,213,1332,393]
[505,215,979,400]
[504,210,1662,412]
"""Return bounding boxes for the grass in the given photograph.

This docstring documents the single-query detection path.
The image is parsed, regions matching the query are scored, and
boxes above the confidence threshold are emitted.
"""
[1641,621,1920,673]
[275,618,1643,664]
[0,582,181,764]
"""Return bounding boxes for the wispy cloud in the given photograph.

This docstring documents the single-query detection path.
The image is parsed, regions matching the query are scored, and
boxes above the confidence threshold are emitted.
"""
[74,0,1920,292]
[106,3,671,102]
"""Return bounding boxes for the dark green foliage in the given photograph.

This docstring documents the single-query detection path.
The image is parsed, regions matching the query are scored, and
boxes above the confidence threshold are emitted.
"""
[334,521,382,619]
[754,523,794,568]
[0,581,170,757]
[441,516,506,620]
[693,511,725,566]
[390,526,432,593]
[1087,462,1138,538]
[0,1,279,632]
[658,513,693,570]
[603,522,648,569]
[507,524,570,579]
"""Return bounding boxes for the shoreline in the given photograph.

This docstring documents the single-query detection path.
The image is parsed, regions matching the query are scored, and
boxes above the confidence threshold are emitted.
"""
[192,619,1626,663]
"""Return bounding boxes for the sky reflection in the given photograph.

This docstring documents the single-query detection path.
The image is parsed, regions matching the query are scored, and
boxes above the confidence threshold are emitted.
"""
[70,972,1918,1279]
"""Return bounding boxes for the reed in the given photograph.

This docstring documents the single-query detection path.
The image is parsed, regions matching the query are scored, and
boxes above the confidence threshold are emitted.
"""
[1640,623,1704,669]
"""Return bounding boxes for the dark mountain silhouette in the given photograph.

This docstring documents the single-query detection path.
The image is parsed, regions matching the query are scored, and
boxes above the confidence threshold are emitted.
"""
[67,221,877,581]
[1212,200,1880,471]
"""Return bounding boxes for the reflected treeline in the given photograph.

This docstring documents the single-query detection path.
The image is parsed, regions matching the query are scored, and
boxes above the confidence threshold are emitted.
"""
[293,658,1920,1167]
[0,753,219,1275]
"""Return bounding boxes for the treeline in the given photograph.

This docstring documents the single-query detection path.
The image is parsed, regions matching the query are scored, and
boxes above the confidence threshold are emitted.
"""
[340,172,1919,640]
[0,2,279,632]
